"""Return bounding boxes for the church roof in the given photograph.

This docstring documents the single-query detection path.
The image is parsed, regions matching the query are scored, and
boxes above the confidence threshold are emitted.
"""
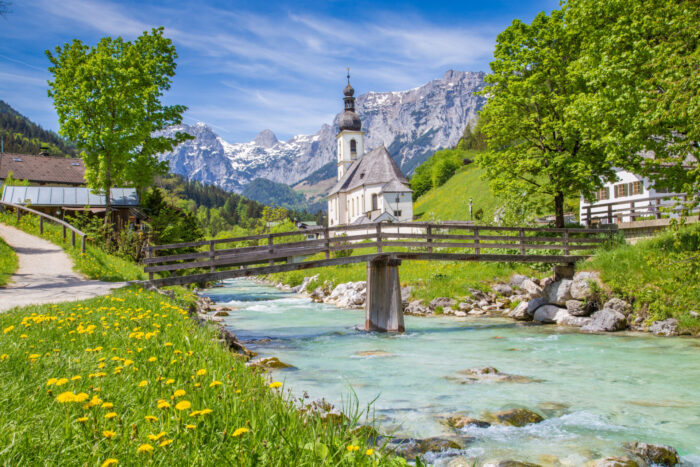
[328,146,410,196]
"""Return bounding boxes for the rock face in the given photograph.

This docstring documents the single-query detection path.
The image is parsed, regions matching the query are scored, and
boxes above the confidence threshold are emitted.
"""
[158,71,487,194]
[649,318,679,336]
[581,308,628,332]
[491,408,544,427]
[570,271,600,300]
[533,305,565,324]
[509,302,531,321]
[543,280,573,306]
[625,442,680,466]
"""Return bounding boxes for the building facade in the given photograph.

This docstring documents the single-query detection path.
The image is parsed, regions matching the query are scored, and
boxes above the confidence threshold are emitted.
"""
[327,77,413,226]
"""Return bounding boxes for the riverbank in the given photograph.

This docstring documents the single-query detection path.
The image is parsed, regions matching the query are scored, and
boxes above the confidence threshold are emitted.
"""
[0,286,404,466]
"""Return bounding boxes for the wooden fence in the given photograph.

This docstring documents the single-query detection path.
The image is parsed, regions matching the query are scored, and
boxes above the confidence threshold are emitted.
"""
[581,193,699,226]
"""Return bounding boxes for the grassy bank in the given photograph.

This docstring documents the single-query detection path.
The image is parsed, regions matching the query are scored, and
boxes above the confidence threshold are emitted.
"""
[0,287,401,466]
[584,223,700,333]
[270,254,540,302]
[0,211,144,282]
[0,236,18,286]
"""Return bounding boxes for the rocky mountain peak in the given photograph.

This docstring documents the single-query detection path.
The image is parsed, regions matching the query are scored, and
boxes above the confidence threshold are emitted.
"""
[254,129,278,148]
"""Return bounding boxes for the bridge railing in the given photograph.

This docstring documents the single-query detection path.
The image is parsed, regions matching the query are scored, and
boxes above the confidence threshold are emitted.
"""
[581,193,699,226]
[143,223,617,281]
[0,200,87,253]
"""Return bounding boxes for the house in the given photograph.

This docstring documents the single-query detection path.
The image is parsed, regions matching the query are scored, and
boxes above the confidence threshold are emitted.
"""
[1,185,142,230]
[0,152,85,186]
[579,168,684,225]
[327,75,413,226]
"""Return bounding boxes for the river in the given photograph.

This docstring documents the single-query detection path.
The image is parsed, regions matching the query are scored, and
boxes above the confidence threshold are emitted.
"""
[203,279,700,466]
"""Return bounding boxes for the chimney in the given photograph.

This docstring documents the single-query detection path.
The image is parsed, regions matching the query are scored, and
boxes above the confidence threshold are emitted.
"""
[39,144,50,157]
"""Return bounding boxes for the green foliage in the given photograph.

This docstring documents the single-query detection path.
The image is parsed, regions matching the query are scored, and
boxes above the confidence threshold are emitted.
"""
[0,100,77,157]
[242,178,326,213]
[478,9,616,228]
[0,236,18,286]
[410,148,476,199]
[457,120,487,151]
[46,27,191,205]
[0,287,400,465]
[585,224,700,333]
[142,188,203,247]
[0,170,30,197]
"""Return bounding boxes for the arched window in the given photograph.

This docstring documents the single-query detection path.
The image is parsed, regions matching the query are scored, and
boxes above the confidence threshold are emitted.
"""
[350,139,357,156]
[371,194,378,211]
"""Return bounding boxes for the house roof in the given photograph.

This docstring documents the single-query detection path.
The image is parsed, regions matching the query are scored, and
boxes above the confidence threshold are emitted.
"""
[328,146,410,196]
[380,180,412,193]
[0,153,85,185]
[1,186,139,207]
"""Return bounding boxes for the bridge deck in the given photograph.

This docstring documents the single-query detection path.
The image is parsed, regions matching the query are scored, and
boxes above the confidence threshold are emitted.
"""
[142,222,617,287]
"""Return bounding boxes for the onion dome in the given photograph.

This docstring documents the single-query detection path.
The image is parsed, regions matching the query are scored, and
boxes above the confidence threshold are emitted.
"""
[344,83,354,97]
[339,68,361,131]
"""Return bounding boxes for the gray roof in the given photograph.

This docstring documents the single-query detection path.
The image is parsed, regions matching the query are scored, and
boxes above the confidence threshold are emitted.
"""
[328,146,411,196]
[1,186,139,207]
[381,180,412,193]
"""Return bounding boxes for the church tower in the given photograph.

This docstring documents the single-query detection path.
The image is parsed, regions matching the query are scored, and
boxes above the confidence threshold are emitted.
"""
[336,70,365,180]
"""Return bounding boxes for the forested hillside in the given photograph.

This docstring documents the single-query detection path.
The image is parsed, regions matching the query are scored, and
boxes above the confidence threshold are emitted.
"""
[0,101,77,157]
[242,178,326,213]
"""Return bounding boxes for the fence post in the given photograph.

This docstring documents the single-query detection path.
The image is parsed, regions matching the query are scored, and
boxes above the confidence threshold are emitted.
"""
[586,206,591,227]
[630,201,635,221]
[81,235,86,254]
[209,241,216,273]
[71,230,76,248]
[147,246,154,281]
[376,223,382,253]
[16,208,20,223]
[324,228,330,259]
[563,230,570,256]
[63,225,66,242]
[268,235,274,266]
[519,229,525,255]
[474,226,480,255]
[426,225,433,253]
[40,216,44,234]
[656,198,662,219]
[607,204,613,224]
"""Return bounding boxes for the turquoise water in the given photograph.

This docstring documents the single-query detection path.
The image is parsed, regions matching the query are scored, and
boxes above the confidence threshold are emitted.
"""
[204,279,700,465]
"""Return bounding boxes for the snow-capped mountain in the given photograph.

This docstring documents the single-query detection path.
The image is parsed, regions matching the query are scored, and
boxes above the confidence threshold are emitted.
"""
[159,70,486,193]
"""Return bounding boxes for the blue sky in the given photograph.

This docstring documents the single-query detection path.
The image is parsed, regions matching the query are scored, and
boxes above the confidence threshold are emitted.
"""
[0,0,558,142]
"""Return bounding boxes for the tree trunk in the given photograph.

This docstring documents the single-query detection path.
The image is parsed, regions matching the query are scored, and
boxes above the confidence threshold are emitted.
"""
[554,191,565,228]
[104,154,112,246]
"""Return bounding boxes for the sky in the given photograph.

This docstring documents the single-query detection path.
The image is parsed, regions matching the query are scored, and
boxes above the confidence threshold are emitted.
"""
[0,0,558,142]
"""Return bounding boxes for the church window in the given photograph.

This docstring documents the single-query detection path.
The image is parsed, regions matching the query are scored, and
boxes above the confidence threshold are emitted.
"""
[394,210,402,217]
[371,194,378,210]
[350,139,357,156]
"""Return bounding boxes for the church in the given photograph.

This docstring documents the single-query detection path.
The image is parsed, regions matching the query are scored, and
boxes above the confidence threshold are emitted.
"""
[327,76,413,226]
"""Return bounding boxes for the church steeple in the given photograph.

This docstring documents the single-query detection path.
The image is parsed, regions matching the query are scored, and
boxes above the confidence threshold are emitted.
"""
[336,69,365,180]
[339,69,361,131]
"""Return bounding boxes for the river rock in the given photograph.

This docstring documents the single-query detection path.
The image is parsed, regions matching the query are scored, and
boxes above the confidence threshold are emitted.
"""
[588,457,640,467]
[446,415,491,429]
[570,271,600,300]
[581,308,627,332]
[492,283,513,296]
[533,305,565,324]
[454,311,467,317]
[624,442,680,466]
[566,299,585,316]
[543,280,573,306]
[491,408,544,427]
[310,287,325,302]
[521,279,543,298]
[213,310,230,317]
[389,437,462,460]
[405,300,429,316]
[556,310,592,327]
[354,350,394,358]
[484,462,542,467]
[604,298,632,316]
[430,297,457,310]
[299,274,319,293]
[553,264,575,280]
[448,367,542,384]
[248,357,294,370]
[509,302,532,321]
[649,318,679,336]
[458,302,473,312]
[509,274,529,288]
[540,277,554,288]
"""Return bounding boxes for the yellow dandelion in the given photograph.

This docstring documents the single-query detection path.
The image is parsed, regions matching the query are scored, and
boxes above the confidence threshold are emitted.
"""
[0,354,8,361]
[175,400,191,411]
[173,389,186,398]
[196,369,207,376]
[102,430,116,439]
[137,443,154,454]
[71,375,82,381]
[157,400,171,409]
[102,402,114,409]
[56,391,75,403]
[231,427,249,437]
[46,378,58,386]
[144,415,157,422]
[101,459,118,467]
[186,424,196,430]
[269,381,283,389]
[147,357,157,362]
[158,439,173,448]
[209,381,223,388]
[74,392,89,403]
[76,416,89,423]
[147,431,166,441]
[28,353,40,360]
[194,383,201,388]
[104,412,117,419]
[3,325,14,334]
[138,380,148,388]
[164,342,173,347]
[200,408,213,416]
[189,410,201,417]
[165,378,175,385]
[366,449,374,456]
[346,445,359,452]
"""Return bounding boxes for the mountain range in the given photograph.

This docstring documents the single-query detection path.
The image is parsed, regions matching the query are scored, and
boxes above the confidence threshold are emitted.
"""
[158,70,487,208]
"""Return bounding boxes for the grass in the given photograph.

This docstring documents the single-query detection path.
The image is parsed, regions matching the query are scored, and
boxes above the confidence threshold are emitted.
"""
[0,211,145,282]
[584,222,700,333]
[0,287,403,466]
[413,164,500,222]
[0,236,19,286]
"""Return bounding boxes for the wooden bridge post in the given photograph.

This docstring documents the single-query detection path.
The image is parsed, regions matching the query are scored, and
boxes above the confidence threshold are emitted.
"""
[16,208,20,223]
[474,227,480,255]
[426,225,433,253]
[563,230,570,256]
[324,227,330,259]
[376,223,382,253]
[365,256,404,333]
[607,204,613,224]
[519,229,525,255]
[209,241,216,273]
[81,235,86,254]
[147,246,154,281]
[268,235,274,266]
[39,217,44,234]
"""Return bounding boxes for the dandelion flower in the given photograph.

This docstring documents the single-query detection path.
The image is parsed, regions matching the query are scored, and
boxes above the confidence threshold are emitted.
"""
[71,375,82,381]
[209,381,222,388]
[196,369,206,376]
[158,439,173,448]
[104,412,117,419]
[346,445,359,452]
[76,416,89,423]
[165,378,175,385]
[147,357,156,362]
[145,415,157,422]
[269,381,282,389]
[366,449,374,456]
[102,402,114,409]
[186,424,196,430]
[56,377,69,386]
[147,432,166,441]
[138,380,148,387]
[3,326,14,334]
[175,400,191,411]
[46,378,57,386]
[173,389,186,398]
[101,459,118,467]
[157,400,171,409]
[231,427,249,437]
[137,443,154,454]
[102,430,116,439]
[56,391,75,403]
[74,392,90,403]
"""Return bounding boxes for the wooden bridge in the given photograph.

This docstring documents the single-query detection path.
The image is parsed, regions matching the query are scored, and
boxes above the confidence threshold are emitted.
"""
[144,223,616,333]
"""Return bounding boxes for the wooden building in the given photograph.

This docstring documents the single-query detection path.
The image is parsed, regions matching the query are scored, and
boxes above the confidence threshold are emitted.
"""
[0,152,86,186]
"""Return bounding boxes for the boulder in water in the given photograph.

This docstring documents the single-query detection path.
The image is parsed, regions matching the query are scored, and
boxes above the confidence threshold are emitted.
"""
[649,318,679,336]
[445,415,491,429]
[248,357,294,370]
[490,408,544,427]
[448,367,542,384]
[543,279,573,305]
[521,279,543,298]
[624,442,680,466]
[389,437,463,461]
[533,305,564,324]
[581,308,627,332]
[509,302,531,321]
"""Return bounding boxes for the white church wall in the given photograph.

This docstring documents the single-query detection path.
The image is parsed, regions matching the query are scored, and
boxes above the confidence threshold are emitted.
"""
[382,192,413,221]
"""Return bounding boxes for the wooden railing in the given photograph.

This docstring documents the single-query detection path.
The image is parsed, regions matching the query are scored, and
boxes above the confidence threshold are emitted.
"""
[581,193,699,226]
[143,223,617,284]
[0,201,87,253]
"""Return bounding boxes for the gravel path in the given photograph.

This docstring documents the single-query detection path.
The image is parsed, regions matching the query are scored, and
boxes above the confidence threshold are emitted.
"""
[0,223,126,312]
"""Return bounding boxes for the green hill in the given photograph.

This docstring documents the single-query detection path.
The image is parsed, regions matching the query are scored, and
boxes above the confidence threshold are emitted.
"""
[0,100,77,157]
[413,162,501,222]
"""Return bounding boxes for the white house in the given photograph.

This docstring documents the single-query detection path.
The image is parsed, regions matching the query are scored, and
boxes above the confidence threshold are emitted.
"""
[327,76,413,227]
[579,168,681,224]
